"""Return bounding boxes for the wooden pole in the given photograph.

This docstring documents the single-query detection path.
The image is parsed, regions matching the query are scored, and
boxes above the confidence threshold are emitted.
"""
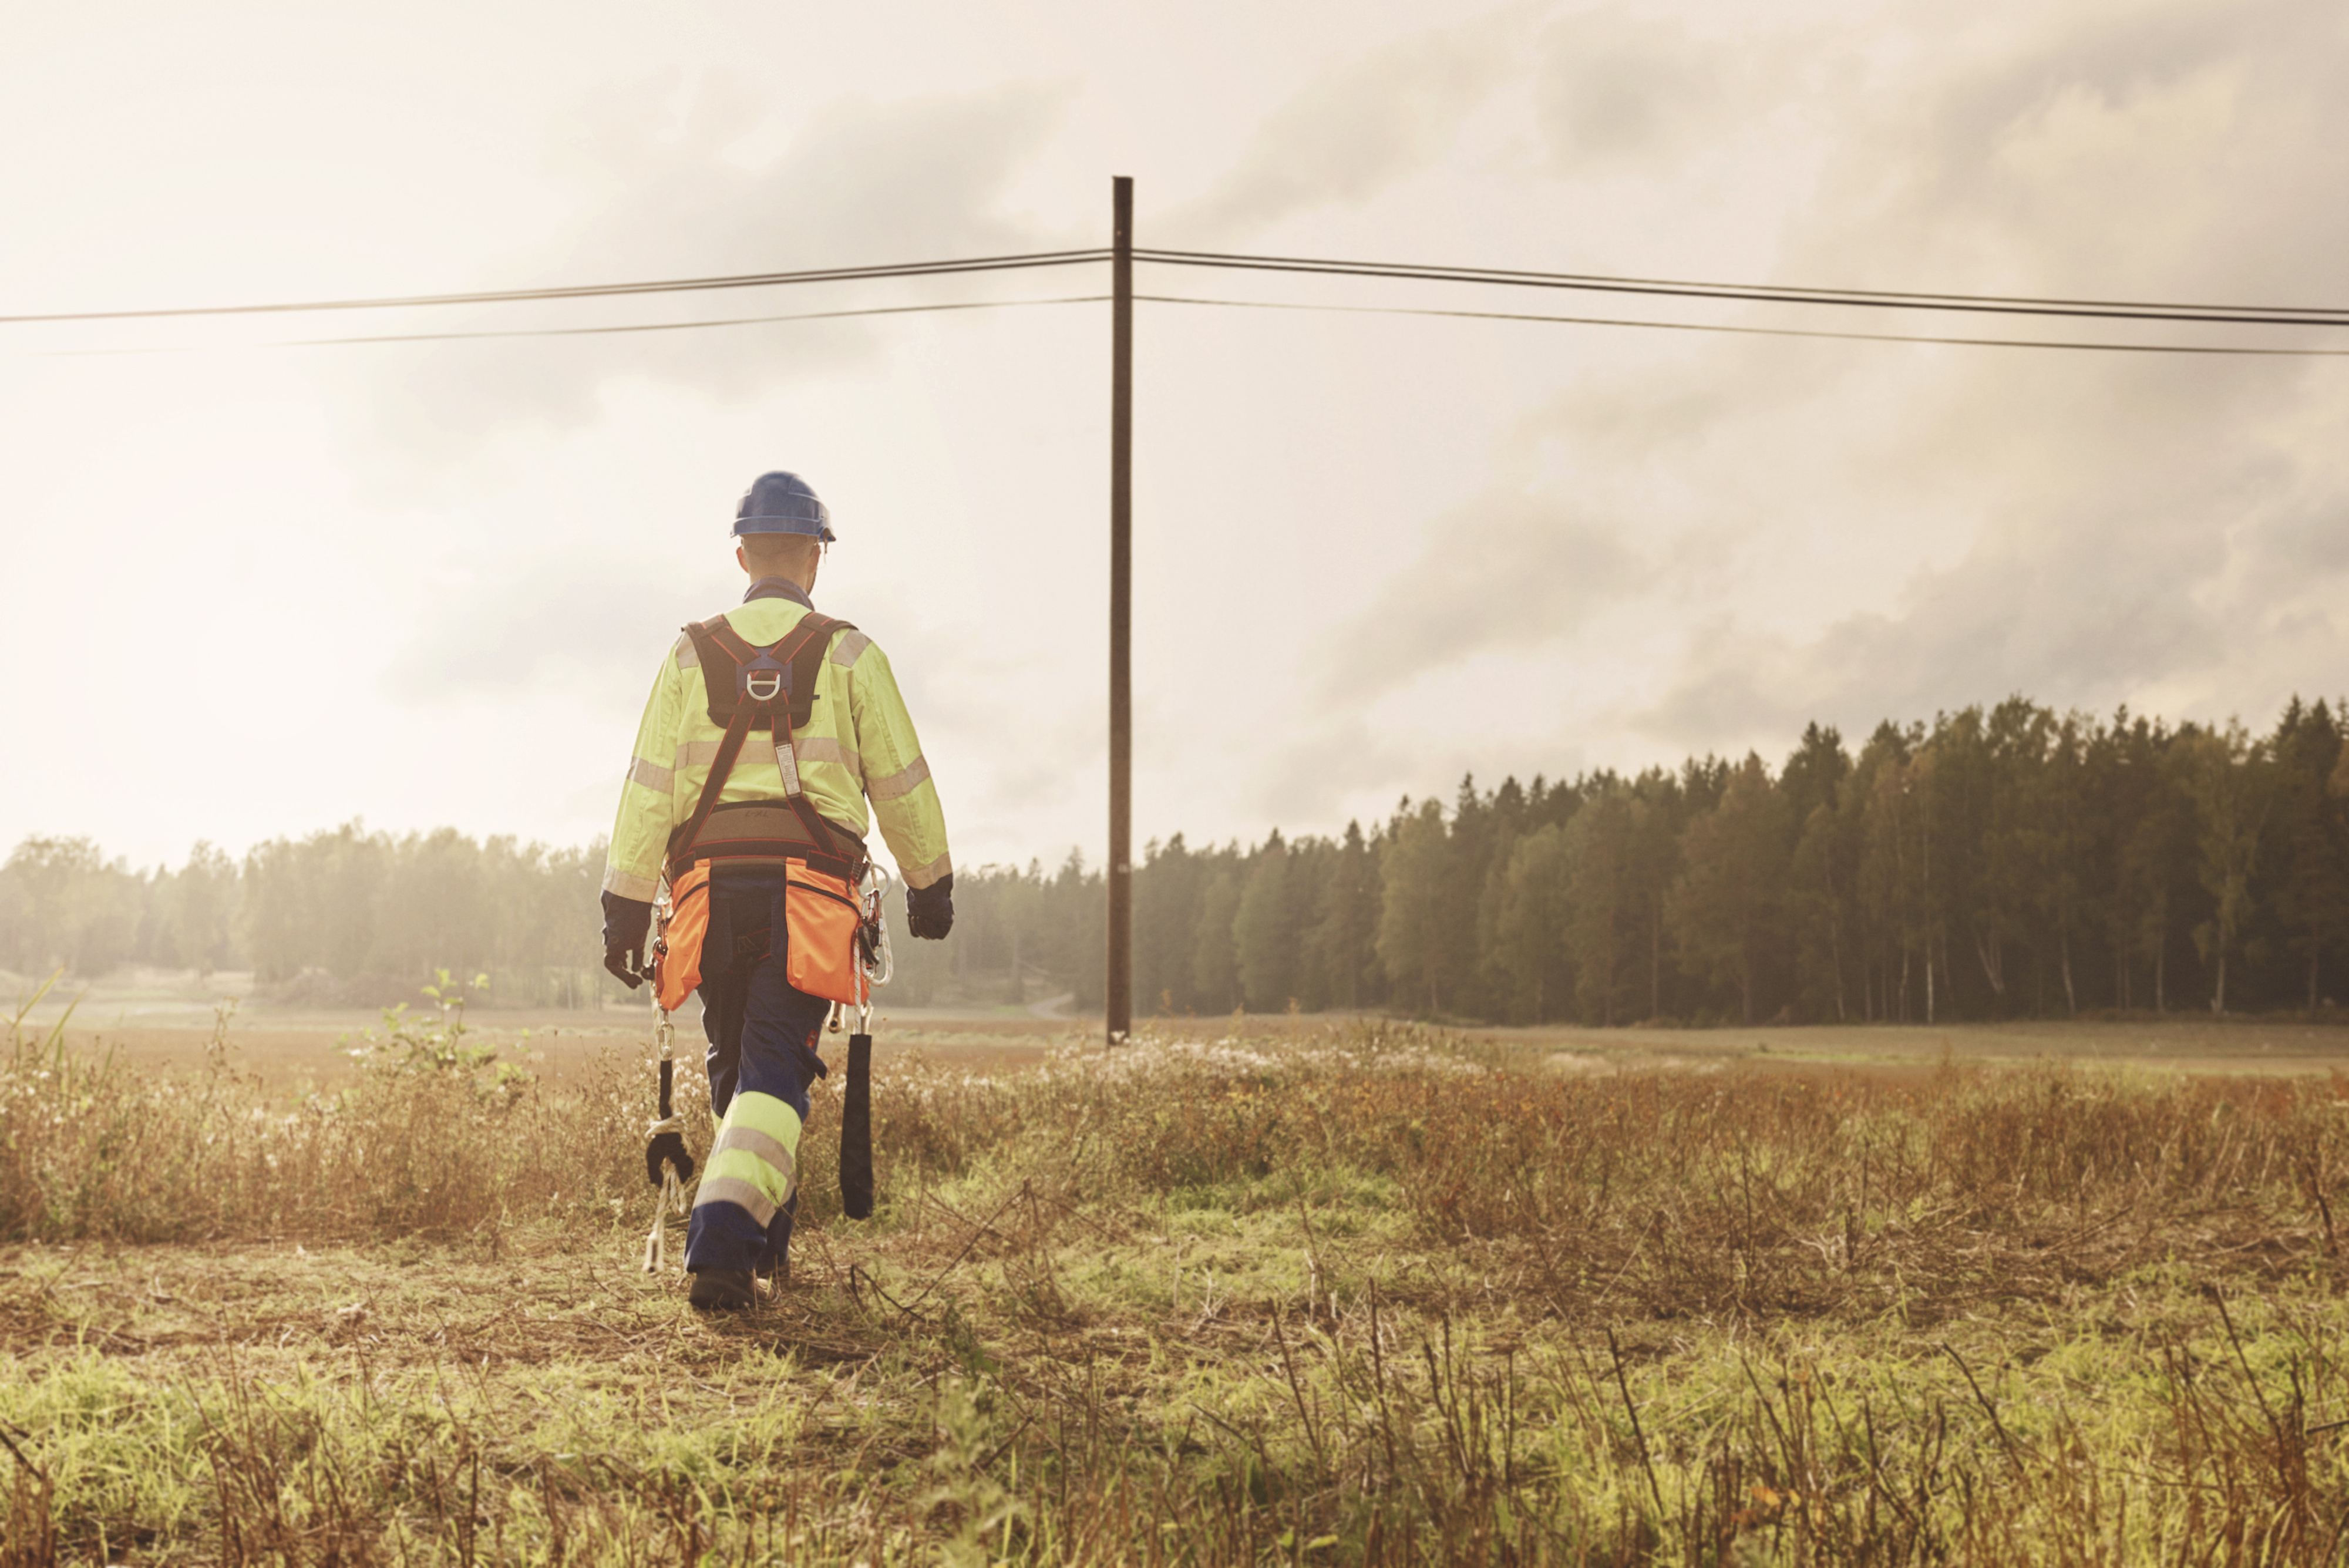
[1108,176,1134,1046]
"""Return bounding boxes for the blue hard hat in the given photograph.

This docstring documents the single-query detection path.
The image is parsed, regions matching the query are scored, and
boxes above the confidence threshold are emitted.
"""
[732,470,835,543]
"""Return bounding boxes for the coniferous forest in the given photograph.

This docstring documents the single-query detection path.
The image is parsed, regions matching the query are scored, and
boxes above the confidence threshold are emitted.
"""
[4,696,2344,1024]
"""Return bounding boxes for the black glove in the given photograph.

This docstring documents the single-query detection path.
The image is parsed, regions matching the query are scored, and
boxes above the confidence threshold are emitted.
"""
[602,892,654,990]
[645,1129,695,1186]
[906,874,954,940]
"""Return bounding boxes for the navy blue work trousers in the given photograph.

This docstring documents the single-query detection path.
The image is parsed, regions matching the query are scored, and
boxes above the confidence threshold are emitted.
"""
[682,881,830,1276]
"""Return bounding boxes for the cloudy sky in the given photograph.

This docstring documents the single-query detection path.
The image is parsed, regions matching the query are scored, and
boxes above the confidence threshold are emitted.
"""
[4,0,2344,880]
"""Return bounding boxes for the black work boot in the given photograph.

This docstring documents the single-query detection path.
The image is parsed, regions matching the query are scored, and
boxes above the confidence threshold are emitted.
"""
[688,1268,756,1311]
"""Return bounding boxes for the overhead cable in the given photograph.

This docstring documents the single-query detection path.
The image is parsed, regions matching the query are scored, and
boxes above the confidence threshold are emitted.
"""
[1137,295,2349,356]
[11,243,2348,334]
[22,295,1112,356]
[12,243,2348,355]
[29,291,2349,361]
[1136,248,2349,329]
[0,250,1112,326]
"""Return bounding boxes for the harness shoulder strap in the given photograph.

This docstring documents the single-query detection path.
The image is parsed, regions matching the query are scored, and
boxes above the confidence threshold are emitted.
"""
[684,618,756,728]
[785,614,854,730]
[669,706,755,877]
[769,614,855,863]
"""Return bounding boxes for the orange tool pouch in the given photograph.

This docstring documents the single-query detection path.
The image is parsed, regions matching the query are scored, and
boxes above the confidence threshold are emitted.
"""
[652,863,712,1014]
[784,859,864,1005]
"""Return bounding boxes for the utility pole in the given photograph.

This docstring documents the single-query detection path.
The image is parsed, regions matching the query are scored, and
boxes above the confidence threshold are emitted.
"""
[1107,176,1134,1047]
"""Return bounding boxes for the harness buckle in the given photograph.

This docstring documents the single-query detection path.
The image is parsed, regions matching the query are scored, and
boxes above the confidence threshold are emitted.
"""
[744,669,783,702]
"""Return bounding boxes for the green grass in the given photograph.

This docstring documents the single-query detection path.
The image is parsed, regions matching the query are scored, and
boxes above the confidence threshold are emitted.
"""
[5,999,2349,1563]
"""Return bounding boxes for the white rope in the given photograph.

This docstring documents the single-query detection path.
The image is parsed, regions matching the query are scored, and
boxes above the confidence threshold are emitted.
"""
[643,1160,688,1273]
[641,1014,689,1275]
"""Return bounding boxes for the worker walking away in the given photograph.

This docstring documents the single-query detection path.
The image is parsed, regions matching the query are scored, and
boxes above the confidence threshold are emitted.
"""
[599,471,954,1311]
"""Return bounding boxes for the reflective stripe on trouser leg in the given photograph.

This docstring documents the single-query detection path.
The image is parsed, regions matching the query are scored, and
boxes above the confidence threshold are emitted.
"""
[692,1090,803,1229]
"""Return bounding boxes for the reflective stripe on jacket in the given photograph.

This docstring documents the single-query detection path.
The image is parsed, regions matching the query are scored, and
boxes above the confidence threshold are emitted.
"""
[602,598,952,901]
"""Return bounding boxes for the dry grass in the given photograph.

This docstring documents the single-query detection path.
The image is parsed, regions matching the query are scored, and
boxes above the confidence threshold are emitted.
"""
[5,985,2349,1563]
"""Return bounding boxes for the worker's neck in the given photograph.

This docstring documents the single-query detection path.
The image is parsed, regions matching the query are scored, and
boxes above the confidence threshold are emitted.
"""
[744,571,816,608]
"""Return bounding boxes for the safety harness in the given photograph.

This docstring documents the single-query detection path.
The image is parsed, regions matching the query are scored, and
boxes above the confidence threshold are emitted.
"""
[665,611,867,884]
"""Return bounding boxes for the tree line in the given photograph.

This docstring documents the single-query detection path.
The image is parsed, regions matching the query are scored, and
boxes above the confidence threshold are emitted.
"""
[0,827,613,1008]
[5,696,2343,1022]
[913,695,2349,1024]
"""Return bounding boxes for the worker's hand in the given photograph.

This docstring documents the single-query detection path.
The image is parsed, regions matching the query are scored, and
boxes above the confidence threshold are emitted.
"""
[906,874,954,940]
[602,892,655,987]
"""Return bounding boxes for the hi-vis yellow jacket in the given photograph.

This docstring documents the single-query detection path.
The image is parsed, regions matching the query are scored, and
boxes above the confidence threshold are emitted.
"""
[601,597,952,903]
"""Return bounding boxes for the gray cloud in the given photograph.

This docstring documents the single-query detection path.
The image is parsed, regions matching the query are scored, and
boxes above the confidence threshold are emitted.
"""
[1159,9,1530,243]
[549,78,1074,279]
[1312,490,1654,706]
[1319,0,2349,780]
[379,547,712,713]
[1778,0,2349,305]
[1533,8,1788,174]
[1636,513,2236,751]
[1624,344,2349,750]
[1250,712,1421,830]
[322,78,1073,490]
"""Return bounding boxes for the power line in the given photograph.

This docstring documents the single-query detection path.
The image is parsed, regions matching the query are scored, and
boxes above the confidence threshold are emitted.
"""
[21,286,2346,361]
[20,294,1111,356]
[27,290,2349,361]
[12,243,2349,337]
[1137,248,2349,329]
[0,249,1112,326]
[1138,294,2349,356]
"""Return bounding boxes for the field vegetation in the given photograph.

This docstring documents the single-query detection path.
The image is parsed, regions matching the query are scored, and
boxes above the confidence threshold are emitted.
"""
[6,975,2349,1564]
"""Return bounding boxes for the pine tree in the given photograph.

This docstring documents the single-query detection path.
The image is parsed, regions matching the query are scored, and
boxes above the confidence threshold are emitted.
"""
[1852,725,1922,1021]
[2183,722,2271,1015]
[1192,866,1243,1013]
[1377,800,1456,1017]
[1669,756,1791,1025]
[1134,835,1207,1015]
[1235,832,1296,1011]
[1307,822,1377,1010]
[2123,732,2200,1012]
[1490,825,1572,1023]
[1624,770,1681,1021]
[2271,701,2347,1011]
[1563,790,1643,1025]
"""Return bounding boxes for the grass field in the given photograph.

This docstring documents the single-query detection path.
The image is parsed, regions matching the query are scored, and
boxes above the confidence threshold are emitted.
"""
[6,984,2349,1563]
[22,969,2349,1092]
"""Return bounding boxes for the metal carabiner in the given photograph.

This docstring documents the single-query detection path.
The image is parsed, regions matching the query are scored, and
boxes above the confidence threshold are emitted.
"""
[856,864,896,1032]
